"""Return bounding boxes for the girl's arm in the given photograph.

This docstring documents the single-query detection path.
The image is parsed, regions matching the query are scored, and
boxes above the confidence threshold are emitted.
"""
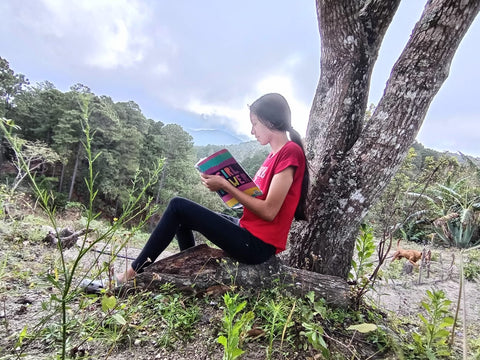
[201,167,294,222]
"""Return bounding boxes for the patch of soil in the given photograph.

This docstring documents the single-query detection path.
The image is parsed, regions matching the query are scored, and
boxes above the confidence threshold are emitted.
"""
[371,247,480,325]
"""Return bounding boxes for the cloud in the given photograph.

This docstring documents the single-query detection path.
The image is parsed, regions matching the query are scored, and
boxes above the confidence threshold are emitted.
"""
[10,0,154,69]
[185,72,311,141]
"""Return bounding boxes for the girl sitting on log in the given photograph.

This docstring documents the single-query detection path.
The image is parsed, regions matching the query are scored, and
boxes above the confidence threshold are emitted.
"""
[118,93,309,283]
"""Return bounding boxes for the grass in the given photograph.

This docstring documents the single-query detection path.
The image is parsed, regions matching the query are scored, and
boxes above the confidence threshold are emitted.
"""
[2,197,480,360]
[0,212,399,359]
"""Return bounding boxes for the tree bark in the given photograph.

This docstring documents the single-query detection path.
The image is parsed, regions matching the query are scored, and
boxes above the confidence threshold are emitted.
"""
[288,0,480,279]
[68,142,82,201]
[119,244,352,308]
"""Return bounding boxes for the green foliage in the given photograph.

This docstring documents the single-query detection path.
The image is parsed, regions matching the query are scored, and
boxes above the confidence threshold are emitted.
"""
[256,291,295,359]
[349,223,375,284]
[299,292,330,358]
[218,292,255,360]
[409,289,454,359]
[368,144,480,250]
[0,56,29,116]
[2,102,164,359]
[469,336,480,360]
[2,75,202,219]
[0,184,8,218]
[463,249,480,281]
[412,180,480,248]
[151,291,201,348]
[36,289,200,352]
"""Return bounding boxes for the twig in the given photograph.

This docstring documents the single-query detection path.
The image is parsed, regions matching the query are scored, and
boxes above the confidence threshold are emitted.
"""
[90,248,136,261]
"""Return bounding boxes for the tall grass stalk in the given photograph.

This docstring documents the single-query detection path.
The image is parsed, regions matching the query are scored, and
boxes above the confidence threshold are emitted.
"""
[451,243,480,359]
[1,99,163,359]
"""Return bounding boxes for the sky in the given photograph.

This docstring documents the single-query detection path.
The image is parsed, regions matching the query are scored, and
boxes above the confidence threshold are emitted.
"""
[1,0,479,155]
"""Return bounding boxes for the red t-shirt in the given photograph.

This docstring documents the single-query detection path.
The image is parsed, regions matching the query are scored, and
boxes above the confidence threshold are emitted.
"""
[239,141,305,253]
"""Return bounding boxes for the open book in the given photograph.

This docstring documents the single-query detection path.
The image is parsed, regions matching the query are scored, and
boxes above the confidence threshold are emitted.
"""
[195,149,263,208]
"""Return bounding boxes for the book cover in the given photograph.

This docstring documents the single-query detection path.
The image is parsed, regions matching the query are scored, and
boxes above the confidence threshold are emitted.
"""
[195,149,263,208]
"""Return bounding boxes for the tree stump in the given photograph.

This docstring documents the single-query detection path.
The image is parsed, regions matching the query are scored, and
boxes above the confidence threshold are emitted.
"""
[119,244,352,308]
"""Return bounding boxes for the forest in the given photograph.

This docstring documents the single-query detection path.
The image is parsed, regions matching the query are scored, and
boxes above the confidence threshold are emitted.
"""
[2,52,480,359]
[1,55,478,248]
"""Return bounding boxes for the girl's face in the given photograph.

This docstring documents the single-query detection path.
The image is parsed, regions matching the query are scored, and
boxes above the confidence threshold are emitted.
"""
[250,113,273,145]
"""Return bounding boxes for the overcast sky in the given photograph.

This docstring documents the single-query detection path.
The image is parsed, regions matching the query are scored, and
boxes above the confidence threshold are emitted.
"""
[1,1,479,156]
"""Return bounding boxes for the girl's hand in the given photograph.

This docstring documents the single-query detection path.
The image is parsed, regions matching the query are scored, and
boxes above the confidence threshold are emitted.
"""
[201,173,228,192]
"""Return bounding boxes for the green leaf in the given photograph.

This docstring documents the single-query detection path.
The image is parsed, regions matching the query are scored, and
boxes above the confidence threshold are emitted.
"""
[217,335,227,347]
[347,323,378,333]
[16,325,28,347]
[306,291,315,304]
[101,294,117,312]
[232,348,244,358]
[441,317,455,326]
[112,313,126,325]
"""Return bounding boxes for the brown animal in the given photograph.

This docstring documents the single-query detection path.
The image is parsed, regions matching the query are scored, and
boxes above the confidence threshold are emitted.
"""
[391,239,423,266]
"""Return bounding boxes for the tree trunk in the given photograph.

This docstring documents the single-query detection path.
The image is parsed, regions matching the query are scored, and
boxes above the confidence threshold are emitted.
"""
[119,244,352,308]
[288,0,480,279]
[68,142,82,201]
[58,162,65,193]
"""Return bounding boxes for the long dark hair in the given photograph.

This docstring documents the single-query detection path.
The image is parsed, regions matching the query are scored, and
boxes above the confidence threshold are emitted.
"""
[249,93,309,220]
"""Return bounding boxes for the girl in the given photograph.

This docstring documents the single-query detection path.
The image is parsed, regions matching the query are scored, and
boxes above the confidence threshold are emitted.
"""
[118,93,309,282]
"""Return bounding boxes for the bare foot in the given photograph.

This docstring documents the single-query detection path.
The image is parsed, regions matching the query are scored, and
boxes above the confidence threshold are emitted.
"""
[116,266,137,284]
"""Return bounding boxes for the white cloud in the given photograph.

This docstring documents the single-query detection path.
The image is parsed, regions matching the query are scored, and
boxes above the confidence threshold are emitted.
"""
[186,98,252,137]
[23,0,153,69]
[185,73,311,141]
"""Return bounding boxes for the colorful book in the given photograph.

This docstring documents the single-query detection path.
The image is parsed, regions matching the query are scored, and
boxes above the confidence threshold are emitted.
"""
[195,149,263,208]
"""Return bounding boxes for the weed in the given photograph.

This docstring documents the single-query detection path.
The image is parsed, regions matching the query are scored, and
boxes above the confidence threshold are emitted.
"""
[217,292,254,360]
[257,297,293,359]
[463,249,480,281]
[349,223,376,284]
[298,292,330,358]
[152,292,200,348]
[409,289,454,358]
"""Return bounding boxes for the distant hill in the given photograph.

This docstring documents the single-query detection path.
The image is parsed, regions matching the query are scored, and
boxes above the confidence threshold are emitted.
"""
[195,140,479,176]
[186,129,250,146]
[195,141,265,162]
[411,141,480,166]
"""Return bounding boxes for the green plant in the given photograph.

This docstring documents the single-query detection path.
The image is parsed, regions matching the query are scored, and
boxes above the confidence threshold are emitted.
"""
[469,336,480,360]
[299,292,330,358]
[410,180,480,248]
[349,223,386,308]
[349,223,376,284]
[217,292,254,360]
[463,249,480,281]
[409,289,454,359]
[152,291,200,348]
[1,103,163,359]
[0,184,9,218]
[257,297,294,359]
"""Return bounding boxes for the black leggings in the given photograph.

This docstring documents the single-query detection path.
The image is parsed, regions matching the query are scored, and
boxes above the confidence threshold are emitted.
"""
[131,197,276,272]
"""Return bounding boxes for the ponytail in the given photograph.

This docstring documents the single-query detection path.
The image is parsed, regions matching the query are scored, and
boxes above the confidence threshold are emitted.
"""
[289,127,309,221]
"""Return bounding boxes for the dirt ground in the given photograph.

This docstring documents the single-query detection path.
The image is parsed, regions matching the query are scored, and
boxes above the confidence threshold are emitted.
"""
[1,220,479,359]
[370,246,480,323]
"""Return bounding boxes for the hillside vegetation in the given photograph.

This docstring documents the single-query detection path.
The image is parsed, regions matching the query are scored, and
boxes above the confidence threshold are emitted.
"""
[2,56,480,359]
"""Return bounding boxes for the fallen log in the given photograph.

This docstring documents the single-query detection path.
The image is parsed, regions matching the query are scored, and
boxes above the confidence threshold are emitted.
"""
[43,227,94,249]
[119,244,352,308]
